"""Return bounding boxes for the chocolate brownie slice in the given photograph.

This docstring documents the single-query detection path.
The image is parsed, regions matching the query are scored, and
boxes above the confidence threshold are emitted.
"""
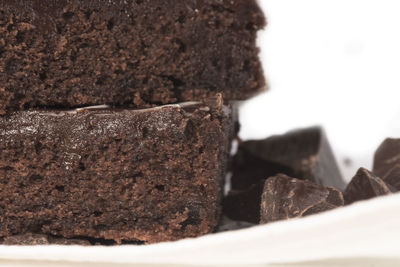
[0,99,235,243]
[0,0,265,114]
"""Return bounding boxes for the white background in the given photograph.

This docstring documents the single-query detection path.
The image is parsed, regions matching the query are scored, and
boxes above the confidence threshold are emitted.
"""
[240,0,400,181]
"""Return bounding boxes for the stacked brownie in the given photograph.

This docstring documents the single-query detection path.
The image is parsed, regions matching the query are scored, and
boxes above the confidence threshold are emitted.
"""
[0,0,266,244]
[4,0,395,247]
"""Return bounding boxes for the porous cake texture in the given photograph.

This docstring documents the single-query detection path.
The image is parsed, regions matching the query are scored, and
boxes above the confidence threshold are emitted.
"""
[0,0,266,114]
[0,100,235,243]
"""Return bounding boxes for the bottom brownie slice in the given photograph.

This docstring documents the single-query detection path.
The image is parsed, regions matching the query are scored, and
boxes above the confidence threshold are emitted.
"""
[0,99,235,243]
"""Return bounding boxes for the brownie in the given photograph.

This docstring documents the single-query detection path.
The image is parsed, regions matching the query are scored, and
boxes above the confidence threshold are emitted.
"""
[231,127,346,191]
[0,0,266,114]
[344,168,395,205]
[260,174,344,224]
[0,99,235,243]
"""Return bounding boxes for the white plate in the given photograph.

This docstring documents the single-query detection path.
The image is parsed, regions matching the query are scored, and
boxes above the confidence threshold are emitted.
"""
[1,193,400,266]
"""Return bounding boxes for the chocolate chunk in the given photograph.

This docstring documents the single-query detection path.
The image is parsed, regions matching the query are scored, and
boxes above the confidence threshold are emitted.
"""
[344,168,395,205]
[373,138,400,177]
[373,138,400,189]
[325,187,345,206]
[0,100,235,244]
[232,127,345,191]
[0,0,265,114]
[260,174,344,224]
[222,182,264,224]
[231,147,292,190]
[382,164,400,190]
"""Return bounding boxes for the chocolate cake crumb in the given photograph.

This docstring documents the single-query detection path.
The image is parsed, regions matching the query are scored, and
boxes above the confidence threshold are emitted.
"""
[1,233,91,245]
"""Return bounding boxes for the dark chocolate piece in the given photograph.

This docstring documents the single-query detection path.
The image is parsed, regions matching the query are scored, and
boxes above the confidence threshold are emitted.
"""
[222,182,264,224]
[373,138,400,188]
[343,168,395,205]
[260,174,344,224]
[0,100,235,243]
[231,147,291,190]
[373,138,400,177]
[232,127,345,191]
[382,164,400,190]
[0,0,265,114]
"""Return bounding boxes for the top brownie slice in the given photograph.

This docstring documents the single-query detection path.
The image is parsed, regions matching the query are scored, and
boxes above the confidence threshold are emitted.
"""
[0,0,266,114]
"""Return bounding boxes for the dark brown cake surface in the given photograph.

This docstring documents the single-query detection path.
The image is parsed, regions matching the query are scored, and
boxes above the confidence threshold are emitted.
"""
[231,127,346,191]
[0,0,265,114]
[260,174,344,224]
[0,100,234,243]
